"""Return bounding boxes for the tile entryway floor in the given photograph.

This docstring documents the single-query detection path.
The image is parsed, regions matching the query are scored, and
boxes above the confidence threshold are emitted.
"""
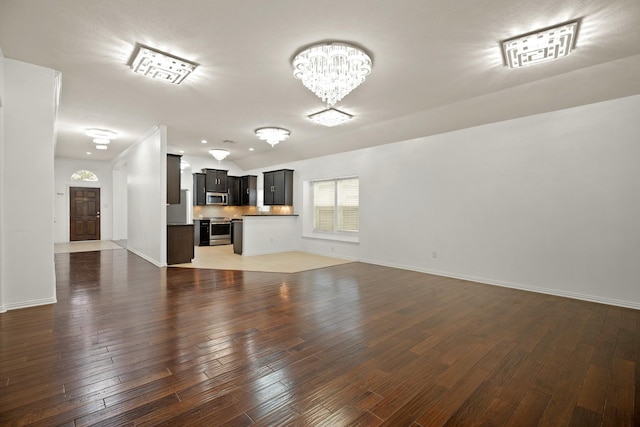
[54,240,123,253]
[54,241,353,273]
[172,244,354,273]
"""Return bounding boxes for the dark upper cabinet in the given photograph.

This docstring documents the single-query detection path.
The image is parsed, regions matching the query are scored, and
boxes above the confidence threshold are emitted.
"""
[240,175,257,206]
[167,154,181,205]
[203,168,228,193]
[227,176,240,206]
[193,173,206,206]
[263,169,294,205]
[227,175,257,206]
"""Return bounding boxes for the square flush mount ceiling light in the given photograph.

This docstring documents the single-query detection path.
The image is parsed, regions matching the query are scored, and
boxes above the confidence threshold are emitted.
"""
[129,44,198,84]
[502,20,579,69]
[308,108,353,127]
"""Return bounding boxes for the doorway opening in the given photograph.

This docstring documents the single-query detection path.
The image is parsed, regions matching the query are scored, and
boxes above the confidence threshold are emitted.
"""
[69,187,101,241]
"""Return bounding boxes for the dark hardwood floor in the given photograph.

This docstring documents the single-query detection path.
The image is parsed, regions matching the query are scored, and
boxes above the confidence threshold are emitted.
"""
[0,249,637,426]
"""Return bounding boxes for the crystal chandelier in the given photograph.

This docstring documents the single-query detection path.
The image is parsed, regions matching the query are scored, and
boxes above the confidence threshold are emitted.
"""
[255,127,290,147]
[208,149,230,163]
[292,42,372,106]
[308,108,353,127]
[502,21,579,69]
[129,44,198,84]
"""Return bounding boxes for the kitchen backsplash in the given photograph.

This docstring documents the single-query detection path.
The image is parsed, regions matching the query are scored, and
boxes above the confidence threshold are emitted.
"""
[193,205,294,219]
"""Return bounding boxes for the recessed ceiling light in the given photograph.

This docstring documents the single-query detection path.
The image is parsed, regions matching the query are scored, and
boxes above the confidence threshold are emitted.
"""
[86,152,92,155]
[95,145,108,150]
[92,138,110,145]
[201,139,207,144]
[129,44,198,84]
[502,20,579,69]
[179,150,184,153]
[249,148,255,151]
[308,108,353,127]
[85,128,117,139]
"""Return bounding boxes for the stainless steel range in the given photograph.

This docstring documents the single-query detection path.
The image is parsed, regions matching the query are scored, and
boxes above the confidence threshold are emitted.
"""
[209,217,231,245]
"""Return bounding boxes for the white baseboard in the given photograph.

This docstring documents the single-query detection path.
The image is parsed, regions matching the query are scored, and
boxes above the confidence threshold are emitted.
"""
[127,247,165,267]
[353,257,640,311]
[3,297,57,312]
[301,248,359,262]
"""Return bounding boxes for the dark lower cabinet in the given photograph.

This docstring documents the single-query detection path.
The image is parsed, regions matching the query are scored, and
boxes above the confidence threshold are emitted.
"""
[194,219,210,246]
[167,224,194,265]
[233,220,243,254]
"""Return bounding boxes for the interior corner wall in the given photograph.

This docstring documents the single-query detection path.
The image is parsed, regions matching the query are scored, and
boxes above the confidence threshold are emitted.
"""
[0,49,6,312]
[54,158,114,243]
[122,126,167,266]
[1,58,57,310]
[288,94,640,309]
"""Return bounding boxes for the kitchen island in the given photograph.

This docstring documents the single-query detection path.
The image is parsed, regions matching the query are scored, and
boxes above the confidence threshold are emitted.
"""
[233,214,299,256]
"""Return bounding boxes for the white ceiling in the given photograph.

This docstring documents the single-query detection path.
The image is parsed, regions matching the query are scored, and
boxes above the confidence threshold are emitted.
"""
[1,0,639,170]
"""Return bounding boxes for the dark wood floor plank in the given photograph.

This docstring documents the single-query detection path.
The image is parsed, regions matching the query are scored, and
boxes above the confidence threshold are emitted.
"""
[569,406,602,427]
[469,397,517,427]
[442,380,503,426]
[576,364,609,414]
[505,388,551,427]
[415,367,488,425]
[0,249,636,426]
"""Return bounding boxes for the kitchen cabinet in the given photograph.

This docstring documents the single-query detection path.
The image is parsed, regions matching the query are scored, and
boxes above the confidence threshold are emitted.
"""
[240,175,257,206]
[167,154,181,205]
[233,220,243,254]
[194,219,210,246]
[263,169,294,205]
[204,168,228,193]
[227,175,257,206]
[167,224,194,264]
[227,176,240,206]
[192,173,206,206]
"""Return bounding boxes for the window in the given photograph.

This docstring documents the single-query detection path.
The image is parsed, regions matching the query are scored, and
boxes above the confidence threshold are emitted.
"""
[70,170,98,182]
[313,177,359,233]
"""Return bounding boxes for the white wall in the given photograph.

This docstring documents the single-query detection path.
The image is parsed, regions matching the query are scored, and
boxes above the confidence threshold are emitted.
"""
[0,49,5,312]
[112,162,128,241]
[121,126,167,266]
[53,158,113,243]
[250,95,640,309]
[1,58,58,311]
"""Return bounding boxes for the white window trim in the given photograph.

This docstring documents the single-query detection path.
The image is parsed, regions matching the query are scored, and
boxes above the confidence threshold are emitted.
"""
[302,177,360,243]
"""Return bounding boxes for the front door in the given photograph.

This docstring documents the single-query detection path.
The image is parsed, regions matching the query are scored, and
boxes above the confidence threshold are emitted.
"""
[70,187,101,241]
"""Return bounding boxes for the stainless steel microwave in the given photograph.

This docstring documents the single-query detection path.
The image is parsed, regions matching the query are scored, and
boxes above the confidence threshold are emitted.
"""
[206,192,228,205]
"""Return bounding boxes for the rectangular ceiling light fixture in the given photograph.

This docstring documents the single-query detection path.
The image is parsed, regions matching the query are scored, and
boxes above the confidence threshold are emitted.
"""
[129,44,198,84]
[502,20,579,69]
[308,108,353,127]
